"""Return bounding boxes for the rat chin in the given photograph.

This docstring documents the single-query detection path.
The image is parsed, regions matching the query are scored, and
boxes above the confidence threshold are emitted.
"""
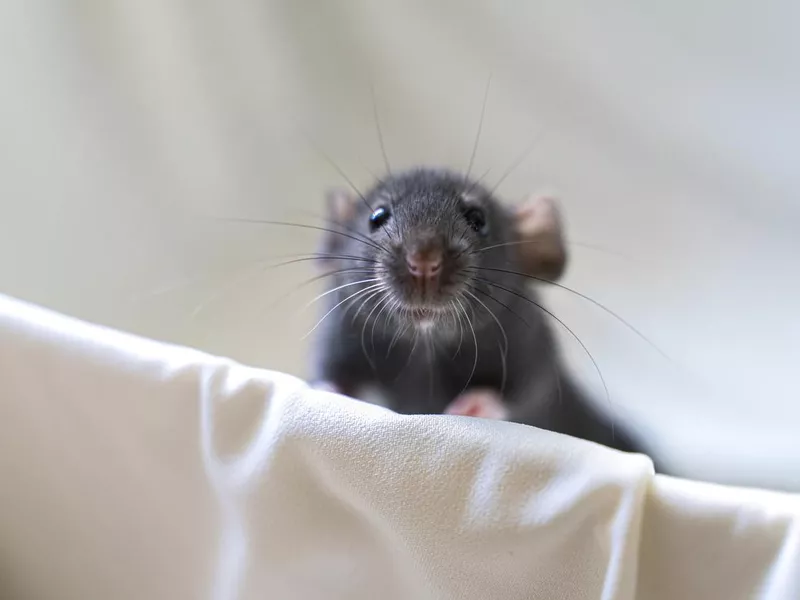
[416,318,436,333]
[403,301,452,320]
[400,302,461,333]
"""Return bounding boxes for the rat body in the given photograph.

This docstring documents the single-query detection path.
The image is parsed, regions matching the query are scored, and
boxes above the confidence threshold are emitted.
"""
[311,168,651,459]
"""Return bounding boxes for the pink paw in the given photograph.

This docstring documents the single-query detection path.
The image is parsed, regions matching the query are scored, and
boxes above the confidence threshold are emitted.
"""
[444,388,508,420]
[310,380,342,395]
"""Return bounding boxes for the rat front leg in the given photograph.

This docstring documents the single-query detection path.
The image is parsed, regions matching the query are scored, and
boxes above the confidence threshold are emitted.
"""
[444,387,509,420]
[309,365,364,399]
[310,327,375,400]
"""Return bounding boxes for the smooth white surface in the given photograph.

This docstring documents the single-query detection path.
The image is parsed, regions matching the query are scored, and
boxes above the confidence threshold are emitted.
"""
[0,2,798,489]
[1,294,799,599]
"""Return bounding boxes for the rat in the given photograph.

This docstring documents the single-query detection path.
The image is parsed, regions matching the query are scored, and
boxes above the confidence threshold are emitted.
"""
[309,167,656,462]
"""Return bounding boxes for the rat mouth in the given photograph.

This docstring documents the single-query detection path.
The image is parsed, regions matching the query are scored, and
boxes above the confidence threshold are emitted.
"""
[403,302,454,321]
[391,278,466,322]
[400,300,466,334]
[383,259,469,323]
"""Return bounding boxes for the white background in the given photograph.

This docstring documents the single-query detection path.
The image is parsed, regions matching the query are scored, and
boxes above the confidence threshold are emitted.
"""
[0,0,797,490]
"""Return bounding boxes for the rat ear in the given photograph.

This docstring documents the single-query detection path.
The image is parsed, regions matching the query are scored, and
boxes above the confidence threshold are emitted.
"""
[325,187,358,225]
[513,194,568,281]
[318,187,359,266]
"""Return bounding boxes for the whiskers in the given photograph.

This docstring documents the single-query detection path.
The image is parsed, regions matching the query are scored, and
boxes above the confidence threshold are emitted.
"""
[302,280,386,339]
[473,238,642,265]
[472,274,608,387]
[453,295,479,395]
[464,264,671,363]
[304,276,384,309]
[216,216,389,255]
[296,263,399,373]
[361,288,394,370]
[164,214,390,321]
[463,288,508,395]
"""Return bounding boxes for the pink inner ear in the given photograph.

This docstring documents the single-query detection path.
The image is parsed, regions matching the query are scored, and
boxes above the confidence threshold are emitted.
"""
[444,388,508,420]
[325,188,358,224]
[513,194,567,280]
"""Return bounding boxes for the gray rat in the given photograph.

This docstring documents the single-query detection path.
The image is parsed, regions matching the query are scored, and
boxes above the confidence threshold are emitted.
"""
[310,167,655,462]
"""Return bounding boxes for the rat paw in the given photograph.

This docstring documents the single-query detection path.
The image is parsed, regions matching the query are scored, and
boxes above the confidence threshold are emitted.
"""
[310,380,343,395]
[444,388,508,420]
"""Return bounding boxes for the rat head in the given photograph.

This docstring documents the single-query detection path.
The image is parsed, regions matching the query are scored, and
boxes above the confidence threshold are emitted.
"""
[319,168,567,335]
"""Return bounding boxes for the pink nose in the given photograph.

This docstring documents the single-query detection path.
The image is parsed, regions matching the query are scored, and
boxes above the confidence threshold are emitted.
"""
[406,251,442,280]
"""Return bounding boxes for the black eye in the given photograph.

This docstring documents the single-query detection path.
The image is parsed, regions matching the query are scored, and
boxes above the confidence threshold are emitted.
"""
[369,206,391,231]
[463,207,488,235]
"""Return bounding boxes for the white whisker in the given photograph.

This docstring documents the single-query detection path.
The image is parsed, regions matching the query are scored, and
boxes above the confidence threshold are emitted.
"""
[350,287,386,324]
[451,299,466,359]
[464,289,508,395]
[304,277,382,308]
[371,295,395,349]
[302,283,383,339]
[394,329,420,383]
[387,316,410,357]
[361,291,392,369]
[454,296,478,394]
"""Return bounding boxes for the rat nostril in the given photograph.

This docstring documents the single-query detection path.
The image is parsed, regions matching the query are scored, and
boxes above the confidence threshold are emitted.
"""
[406,252,442,279]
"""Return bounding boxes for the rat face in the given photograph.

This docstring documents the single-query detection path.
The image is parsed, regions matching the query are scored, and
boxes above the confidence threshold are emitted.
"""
[363,170,512,331]
[319,168,567,337]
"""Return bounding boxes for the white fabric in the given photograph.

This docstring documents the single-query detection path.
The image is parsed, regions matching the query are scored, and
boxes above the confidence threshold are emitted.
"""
[1,294,798,599]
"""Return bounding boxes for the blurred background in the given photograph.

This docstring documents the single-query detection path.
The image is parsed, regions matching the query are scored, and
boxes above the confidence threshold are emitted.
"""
[0,1,798,490]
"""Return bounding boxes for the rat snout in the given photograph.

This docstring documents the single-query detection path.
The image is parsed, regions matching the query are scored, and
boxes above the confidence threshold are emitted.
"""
[406,248,443,281]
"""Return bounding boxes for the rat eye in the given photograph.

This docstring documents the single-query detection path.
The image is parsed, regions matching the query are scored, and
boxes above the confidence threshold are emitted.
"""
[368,206,391,231]
[463,207,488,235]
